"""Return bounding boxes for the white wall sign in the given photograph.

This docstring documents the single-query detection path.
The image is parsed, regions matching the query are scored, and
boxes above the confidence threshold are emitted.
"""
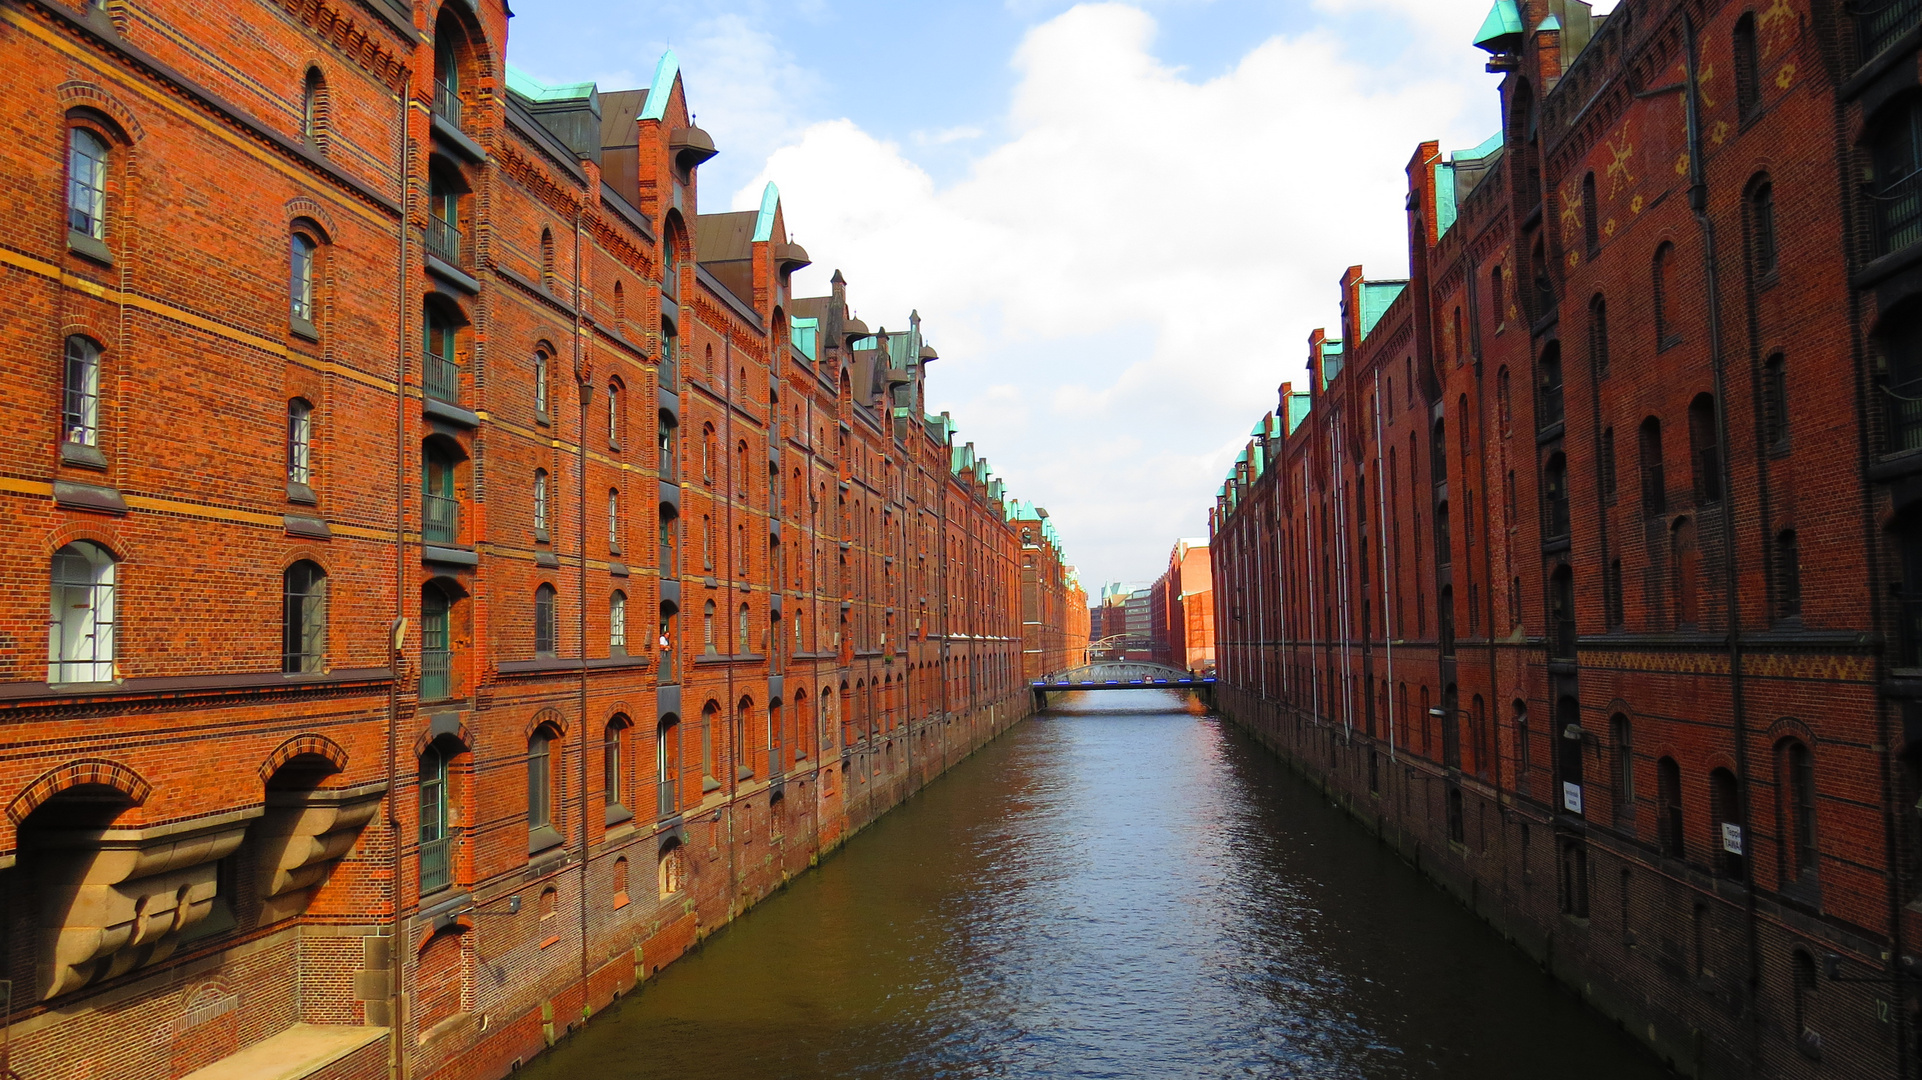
[1562,782,1583,814]
[1722,822,1744,855]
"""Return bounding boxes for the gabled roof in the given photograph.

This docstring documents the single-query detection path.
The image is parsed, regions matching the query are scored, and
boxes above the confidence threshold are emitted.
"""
[640,49,680,122]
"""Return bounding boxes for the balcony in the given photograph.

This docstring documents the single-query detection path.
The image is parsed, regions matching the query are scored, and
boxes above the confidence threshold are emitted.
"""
[1552,616,1577,660]
[424,352,460,405]
[1861,0,1922,66]
[433,80,462,128]
[657,777,678,819]
[420,646,451,702]
[427,215,462,267]
[1545,496,1570,540]
[424,493,459,544]
[419,834,453,894]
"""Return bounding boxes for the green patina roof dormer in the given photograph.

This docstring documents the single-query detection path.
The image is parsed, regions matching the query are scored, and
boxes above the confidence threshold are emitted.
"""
[1473,0,1525,52]
[1359,281,1406,341]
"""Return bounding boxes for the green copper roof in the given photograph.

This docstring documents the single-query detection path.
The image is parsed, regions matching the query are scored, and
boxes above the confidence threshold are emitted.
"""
[640,49,680,122]
[1434,161,1458,237]
[752,182,781,243]
[1359,281,1406,341]
[505,66,599,104]
[1454,130,1505,162]
[1287,392,1312,434]
[1473,0,1524,50]
[1536,13,1561,31]
[1320,337,1344,388]
[789,316,818,361]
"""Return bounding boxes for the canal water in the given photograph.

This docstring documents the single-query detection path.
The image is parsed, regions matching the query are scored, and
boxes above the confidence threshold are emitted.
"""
[523,691,1668,1079]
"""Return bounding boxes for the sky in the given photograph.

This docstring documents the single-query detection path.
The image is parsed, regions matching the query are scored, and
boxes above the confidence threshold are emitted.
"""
[506,0,1543,590]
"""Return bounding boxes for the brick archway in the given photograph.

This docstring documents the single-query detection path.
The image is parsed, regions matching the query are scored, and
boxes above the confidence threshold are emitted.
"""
[7,758,151,824]
[256,733,349,784]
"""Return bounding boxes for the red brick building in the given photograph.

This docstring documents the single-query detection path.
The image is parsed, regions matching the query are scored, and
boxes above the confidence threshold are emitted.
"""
[1150,539,1214,674]
[1212,0,1922,1075]
[0,2,1079,1078]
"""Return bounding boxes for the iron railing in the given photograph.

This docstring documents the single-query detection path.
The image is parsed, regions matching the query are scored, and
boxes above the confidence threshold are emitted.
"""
[427,215,462,266]
[419,834,453,894]
[1890,373,1922,453]
[657,775,678,819]
[424,352,460,404]
[433,80,462,127]
[1552,615,1578,659]
[420,645,451,702]
[1545,495,1570,539]
[1859,0,1922,65]
[424,493,459,544]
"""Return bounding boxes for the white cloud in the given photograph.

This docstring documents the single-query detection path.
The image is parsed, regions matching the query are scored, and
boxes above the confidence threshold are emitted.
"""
[913,125,987,146]
[735,2,1501,586]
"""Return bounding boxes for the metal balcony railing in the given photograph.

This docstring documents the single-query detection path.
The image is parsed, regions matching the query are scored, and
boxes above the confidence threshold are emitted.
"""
[420,645,452,701]
[424,352,460,404]
[427,215,462,266]
[1860,0,1922,64]
[1545,496,1570,539]
[1552,616,1578,660]
[433,80,462,127]
[657,776,678,819]
[424,493,459,544]
[1891,372,1922,453]
[419,834,453,894]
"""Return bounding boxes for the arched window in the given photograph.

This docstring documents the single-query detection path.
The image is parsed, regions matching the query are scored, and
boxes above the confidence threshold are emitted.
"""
[1791,950,1820,1054]
[604,715,629,810]
[1871,98,1922,256]
[287,398,314,487]
[1537,345,1564,428]
[1548,564,1575,658]
[737,441,750,498]
[1746,176,1777,282]
[67,127,109,241]
[303,67,327,147]
[1434,500,1451,567]
[1610,713,1634,812]
[423,439,460,543]
[1689,393,1721,503]
[1497,367,1512,432]
[421,583,453,701]
[540,227,555,292]
[1490,265,1506,331]
[1638,416,1666,515]
[702,514,714,570]
[1778,738,1819,886]
[1733,14,1760,119]
[290,232,318,327]
[63,335,101,449]
[656,716,681,817]
[423,300,460,404]
[1654,242,1679,348]
[1657,756,1685,857]
[1582,171,1599,255]
[1589,294,1609,378]
[612,856,630,905]
[614,280,627,334]
[658,842,685,897]
[283,560,328,673]
[432,21,462,125]
[419,739,454,893]
[739,602,751,653]
[534,349,551,419]
[734,698,752,780]
[608,487,621,553]
[1543,452,1570,539]
[610,589,627,651]
[534,583,557,656]
[1774,530,1801,620]
[49,541,116,683]
[533,468,548,534]
[701,423,715,483]
[702,599,716,654]
[1709,767,1744,878]
[607,381,622,450]
[1514,699,1530,772]
[1763,352,1789,449]
[528,725,558,835]
[1556,694,1584,794]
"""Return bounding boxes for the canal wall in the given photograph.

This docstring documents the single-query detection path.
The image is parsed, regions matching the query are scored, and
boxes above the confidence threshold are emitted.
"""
[1215,685,1895,1080]
[420,688,1037,1080]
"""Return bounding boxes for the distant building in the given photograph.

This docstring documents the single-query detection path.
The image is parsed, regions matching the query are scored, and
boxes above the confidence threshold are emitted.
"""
[1151,539,1214,673]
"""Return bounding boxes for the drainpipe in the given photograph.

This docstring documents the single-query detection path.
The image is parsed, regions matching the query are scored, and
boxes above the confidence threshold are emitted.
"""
[1374,369,1397,762]
[573,200,589,999]
[388,68,412,1080]
[1680,11,1763,1060]
[1304,459,1322,732]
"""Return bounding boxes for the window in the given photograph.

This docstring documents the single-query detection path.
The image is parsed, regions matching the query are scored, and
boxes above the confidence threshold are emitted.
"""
[1709,767,1744,879]
[427,161,463,265]
[1654,242,1679,348]
[739,602,751,653]
[1763,353,1788,449]
[1549,565,1575,658]
[63,335,101,448]
[1515,700,1531,772]
[1431,419,1447,483]
[656,717,681,817]
[290,233,317,327]
[607,381,622,449]
[702,514,714,570]
[533,469,548,534]
[1746,177,1777,281]
[282,561,328,673]
[1871,98,1922,257]
[303,68,327,147]
[419,741,452,894]
[658,843,685,896]
[1657,756,1684,857]
[611,590,627,652]
[1544,452,1570,538]
[1601,427,1617,502]
[1491,265,1505,331]
[49,541,115,683]
[1775,530,1802,619]
[534,349,550,419]
[1439,584,1455,656]
[701,423,715,483]
[432,24,461,124]
[424,303,459,404]
[613,856,630,905]
[703,599,716,655]
[283,399,314,491]
[67,128,108,240]
[1689,393,1722,503]
[737,440,750,498]
[1497,367,1512,432]
[540,228,555,292]
[421,584,453,700]
[1886,307,1922,453]
[535,584,557,656]
[1589,294,1609,378]
[1791,950,1821,1058]
[1610,713,1634,812]
[1639,417,1666,515]
[1733,15,1760,119]
[423,441,459,543]
[604,717,628,809]
[1781,739,1818,885]
[528,727,556,832]
[1559,840,1590,918]
[1582,172,1599,255]
[608,488,621,553]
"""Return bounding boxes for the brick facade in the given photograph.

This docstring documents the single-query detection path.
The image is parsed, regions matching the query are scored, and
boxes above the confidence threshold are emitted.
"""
[0,2,1081,1078]
[1210,0,1922,1075]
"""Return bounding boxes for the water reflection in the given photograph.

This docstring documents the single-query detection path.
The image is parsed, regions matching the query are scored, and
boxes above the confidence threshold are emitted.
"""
[522,691,1666,1079]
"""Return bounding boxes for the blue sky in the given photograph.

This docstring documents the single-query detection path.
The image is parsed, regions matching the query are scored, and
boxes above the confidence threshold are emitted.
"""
[505,0,1521,590]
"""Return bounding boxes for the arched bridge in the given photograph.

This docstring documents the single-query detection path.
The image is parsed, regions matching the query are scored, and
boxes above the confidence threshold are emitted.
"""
[1032,662,1215,707]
